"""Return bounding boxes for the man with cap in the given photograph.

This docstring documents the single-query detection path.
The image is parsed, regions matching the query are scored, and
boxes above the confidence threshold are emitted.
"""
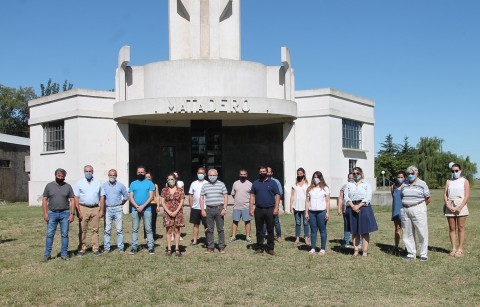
[42,168,75,261]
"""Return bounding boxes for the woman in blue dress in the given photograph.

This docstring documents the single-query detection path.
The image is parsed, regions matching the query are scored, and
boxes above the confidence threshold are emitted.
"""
[344,167,378,257]
[390,171,405,253]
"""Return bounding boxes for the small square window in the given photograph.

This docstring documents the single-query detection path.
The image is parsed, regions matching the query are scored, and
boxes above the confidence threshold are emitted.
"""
[43,121,64,152]
[342,119,362,149]
[0,160,11,168]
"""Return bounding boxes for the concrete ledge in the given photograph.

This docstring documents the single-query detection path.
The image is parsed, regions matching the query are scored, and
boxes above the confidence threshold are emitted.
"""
[372,191,392,206]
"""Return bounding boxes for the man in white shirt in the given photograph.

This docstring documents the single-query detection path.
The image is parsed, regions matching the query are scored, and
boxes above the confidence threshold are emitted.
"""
[188,167,207,245]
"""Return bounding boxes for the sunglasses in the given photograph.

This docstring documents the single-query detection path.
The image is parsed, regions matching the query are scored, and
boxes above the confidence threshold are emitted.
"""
[451,170,460,173]
[353,172,360,175]
[408,173,415,175]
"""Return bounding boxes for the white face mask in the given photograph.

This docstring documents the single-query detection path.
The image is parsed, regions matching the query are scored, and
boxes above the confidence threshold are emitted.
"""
[451,170,462,179]
[313,178,320,185]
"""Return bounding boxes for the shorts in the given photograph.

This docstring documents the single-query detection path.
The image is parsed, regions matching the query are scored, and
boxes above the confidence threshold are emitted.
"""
[189,208,207,227]
[233,208,252,222]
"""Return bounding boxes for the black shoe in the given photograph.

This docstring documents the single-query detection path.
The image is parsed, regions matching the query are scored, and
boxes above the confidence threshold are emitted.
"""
[94,250,102,256]
[42,255,51,262]
[148,249,155,255]
[77,251,84,257]
[60,256,69,261]
[129,248,138,255]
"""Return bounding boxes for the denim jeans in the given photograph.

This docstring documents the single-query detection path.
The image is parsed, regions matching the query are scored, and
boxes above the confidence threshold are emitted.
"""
[262,214,282,237]
[343,213,351,245]
[309,210,327,251]
[104,207,124,251]
[206,206,225,249]
[131,210,154,250]
[44,210,70,257]
[294,210,310,238]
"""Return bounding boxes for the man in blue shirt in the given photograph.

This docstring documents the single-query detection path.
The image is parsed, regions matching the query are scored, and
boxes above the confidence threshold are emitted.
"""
[250,166,280,255]
[74,165,103,256]
[129,166,155,255]
[101,169,128,253]
[266,166,284,242]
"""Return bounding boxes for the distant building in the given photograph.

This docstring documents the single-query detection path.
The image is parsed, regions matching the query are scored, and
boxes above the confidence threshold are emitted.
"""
[0,133,30,202]
[28,0,375,208]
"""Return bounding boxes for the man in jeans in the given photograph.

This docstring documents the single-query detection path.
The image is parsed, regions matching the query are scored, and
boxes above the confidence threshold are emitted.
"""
[129,166,155,255]
[101,169,128,253]
[201,169,228,254]
[42,168,75,261]
[75,165,103,256]
[262,166,284,242]
[250,166,280,255]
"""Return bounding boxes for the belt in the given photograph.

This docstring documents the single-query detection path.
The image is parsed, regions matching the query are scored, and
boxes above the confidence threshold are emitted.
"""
[206,204,224,208]
[106,205,123,208]
[50,209,69,212]
[80,204,99,208]
[403,200,425,208]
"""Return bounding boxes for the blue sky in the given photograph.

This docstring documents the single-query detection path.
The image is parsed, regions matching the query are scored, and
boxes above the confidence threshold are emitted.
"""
[2,0,479,170]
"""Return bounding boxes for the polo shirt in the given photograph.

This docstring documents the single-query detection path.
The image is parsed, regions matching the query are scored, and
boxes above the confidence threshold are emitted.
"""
[231,180,252,210]
[270,177,284,196]
[201,180,227,207]
[101,181,128,207]
[74,177,102,206]
[43,181,74,211]
[251,178,280,208]
[402,179,430,206]
[129,179,155,212]
[189,180,206,210]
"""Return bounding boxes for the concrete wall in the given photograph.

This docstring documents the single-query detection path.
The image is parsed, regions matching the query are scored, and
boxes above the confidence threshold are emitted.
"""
[0,142,29,202]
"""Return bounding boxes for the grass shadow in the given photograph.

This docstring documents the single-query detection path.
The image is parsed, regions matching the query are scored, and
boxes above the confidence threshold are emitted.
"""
[375,243,405,256]
[0,238,17,244]
[428,245,450,254]
[330,245,355,255]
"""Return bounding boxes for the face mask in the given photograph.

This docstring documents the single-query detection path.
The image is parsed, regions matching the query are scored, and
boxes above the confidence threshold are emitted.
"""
[297,176,304,182]
[167,180,176,187]
[55,177,65,184]
[137,174,145,181]
[452,171,461,179]
[109,177,116,183]
[408,174,416,182]
[239,176,247,182]
[85,173,93,180]
[313,178,320,185]
[259,173,267,179]
[396,178,404,185]
[348,179,354,183]
[354,174,361,181]
[197,174,205,180]
[209,176,218,183]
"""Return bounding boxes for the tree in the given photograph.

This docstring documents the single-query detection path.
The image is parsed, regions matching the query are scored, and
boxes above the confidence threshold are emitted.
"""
[415,137,443,187]
[378,134,399,156]
[0,84,37,137]
[40,78,73,96]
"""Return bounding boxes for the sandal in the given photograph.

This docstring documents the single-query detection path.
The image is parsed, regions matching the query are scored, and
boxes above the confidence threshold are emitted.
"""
[449,249,456,257]
[175,250,182,257]
[165,249,172,256]
[362,250,368,257]
[353,250,359,257]
[454,250,464,257]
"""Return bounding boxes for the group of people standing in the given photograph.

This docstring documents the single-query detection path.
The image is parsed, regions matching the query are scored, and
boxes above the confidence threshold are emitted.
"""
[41,162,470,262]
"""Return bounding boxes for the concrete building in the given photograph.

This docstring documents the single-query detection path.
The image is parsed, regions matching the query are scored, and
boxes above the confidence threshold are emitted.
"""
[28,0,375,209]
[0,133,30,202]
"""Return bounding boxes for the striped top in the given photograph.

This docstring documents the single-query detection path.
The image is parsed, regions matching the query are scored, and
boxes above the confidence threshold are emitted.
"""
[201,181,228,207]
[401,179,430,206]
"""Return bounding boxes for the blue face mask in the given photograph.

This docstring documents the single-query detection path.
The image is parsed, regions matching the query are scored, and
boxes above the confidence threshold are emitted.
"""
[396,178,404,185]
[197,174,205,180]
[408,174,416,182]
[109,177,116,183]
[85,173,93,180]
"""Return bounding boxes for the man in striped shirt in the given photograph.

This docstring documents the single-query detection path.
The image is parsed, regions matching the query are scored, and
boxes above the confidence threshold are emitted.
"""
[200,169,228,254]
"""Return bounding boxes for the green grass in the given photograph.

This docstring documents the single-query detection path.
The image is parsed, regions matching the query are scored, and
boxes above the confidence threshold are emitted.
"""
[1,186,480,306]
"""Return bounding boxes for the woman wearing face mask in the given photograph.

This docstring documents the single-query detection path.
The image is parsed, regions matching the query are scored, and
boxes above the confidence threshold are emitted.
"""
[443,163,470,257]
[144,172,159,242]
[160,173,185,256]
[401,165,431,261]
[343,167,377,257]
[305,171,330,255]
[390,171,406,252]
[289,168,310,246]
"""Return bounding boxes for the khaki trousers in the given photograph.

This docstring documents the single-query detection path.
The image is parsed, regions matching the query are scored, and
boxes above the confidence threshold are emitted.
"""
[78,205,100,252]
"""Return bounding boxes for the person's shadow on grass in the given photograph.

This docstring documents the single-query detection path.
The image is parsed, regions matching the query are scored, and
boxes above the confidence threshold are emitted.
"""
[0,238,16,244]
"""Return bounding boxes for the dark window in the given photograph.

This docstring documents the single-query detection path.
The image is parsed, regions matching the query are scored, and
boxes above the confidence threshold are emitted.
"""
[43,121,64,152]
[191,120,222,178]
[342,119,362,149]
[0,160,11,168]
[349,159,357,173]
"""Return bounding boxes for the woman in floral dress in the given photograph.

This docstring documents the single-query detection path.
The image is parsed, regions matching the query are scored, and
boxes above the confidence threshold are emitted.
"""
[160,173,185,256]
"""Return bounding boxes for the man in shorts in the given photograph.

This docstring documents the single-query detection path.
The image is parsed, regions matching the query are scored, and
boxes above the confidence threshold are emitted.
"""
[230,169,253,243]
[188,167,207,245]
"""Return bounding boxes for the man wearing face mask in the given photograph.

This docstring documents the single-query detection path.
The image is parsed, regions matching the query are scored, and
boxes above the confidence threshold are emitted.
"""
[337,172,354,248]
[250,166,280,255]
[42,168,75,261]
[264,166,284,242]
[188,167,208,246]
[230,169,253,243]
[129,166,155,255]
[101,169,128,253]
[200,169,228,254]
[74,165,103,256]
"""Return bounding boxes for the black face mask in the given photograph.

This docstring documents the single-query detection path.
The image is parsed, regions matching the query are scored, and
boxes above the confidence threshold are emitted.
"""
[137,174,146,181]
[296,176,304,182]
[259,173,267,179]
[55,177,65,184]
[239,176,247,182]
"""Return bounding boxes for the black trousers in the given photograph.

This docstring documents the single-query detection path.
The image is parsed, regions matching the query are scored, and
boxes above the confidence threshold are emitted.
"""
[255,206,275,251]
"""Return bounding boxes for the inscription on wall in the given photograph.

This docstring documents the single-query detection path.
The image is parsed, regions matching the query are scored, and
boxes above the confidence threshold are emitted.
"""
[167,98,250,114]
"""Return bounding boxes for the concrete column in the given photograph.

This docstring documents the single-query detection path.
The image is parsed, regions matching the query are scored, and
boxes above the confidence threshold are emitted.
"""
[283,121,296,214]
[116,123,129,187]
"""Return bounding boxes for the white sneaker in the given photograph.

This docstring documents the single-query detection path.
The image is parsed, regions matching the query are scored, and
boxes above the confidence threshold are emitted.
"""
[180,236,183,241]
[308,249,316,254]
[319,249,326,256]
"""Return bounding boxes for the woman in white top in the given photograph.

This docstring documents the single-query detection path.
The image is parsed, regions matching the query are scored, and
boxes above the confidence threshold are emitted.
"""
[443,163,470,257]
[305,171,330,255]
[289,168,310,245]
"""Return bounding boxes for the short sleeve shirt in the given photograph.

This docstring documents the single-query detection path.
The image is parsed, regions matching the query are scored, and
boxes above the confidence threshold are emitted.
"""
[74,178,102,206]
[401,179,430,206]
[251,178,280,208]
[308,187,330,211]
[189,180,206,210]
[101,181,128,207]
[231,180,252,210]
[43,182,74,211]
[129,179,155,212]
[201,181,228,207]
